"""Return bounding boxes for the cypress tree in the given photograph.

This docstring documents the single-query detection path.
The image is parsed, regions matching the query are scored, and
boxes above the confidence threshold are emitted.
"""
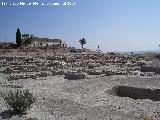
[16,28,21,47]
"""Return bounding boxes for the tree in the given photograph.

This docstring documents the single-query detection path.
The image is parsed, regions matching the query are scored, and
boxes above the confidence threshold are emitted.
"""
[16,28,22,47]
[23,34,33,45]
[22,33,34,45]
[30,34,34,38]
[79,38,86,49]
[22,33,30,40]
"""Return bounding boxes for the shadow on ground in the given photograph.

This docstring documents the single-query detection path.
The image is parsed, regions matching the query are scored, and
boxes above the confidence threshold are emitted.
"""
[110,85,160,101]
[0,109,16,119]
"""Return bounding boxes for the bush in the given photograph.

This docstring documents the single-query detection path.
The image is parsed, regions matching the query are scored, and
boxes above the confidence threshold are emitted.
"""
[135,55,145,60]
[4,89,35,114]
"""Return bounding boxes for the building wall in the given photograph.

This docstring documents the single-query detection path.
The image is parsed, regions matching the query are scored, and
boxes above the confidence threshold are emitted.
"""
[26,37,68,49]
[30,41,67,48]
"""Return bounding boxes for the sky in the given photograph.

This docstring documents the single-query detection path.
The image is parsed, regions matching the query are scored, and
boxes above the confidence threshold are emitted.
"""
[0,0,160,52]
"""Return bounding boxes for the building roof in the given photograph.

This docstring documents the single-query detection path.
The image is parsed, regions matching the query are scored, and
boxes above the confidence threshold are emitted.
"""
[32,37,62,43]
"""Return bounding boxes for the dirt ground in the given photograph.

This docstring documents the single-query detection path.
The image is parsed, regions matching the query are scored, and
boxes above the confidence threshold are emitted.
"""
[0,50,160,120]
[0,74,160,120]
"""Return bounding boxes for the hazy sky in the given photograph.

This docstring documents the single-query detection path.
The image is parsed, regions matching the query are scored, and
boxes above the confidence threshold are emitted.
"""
[0,0,160,52]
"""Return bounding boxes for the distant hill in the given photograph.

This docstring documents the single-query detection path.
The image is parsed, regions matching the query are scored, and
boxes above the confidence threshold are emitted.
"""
[122,50,160,55]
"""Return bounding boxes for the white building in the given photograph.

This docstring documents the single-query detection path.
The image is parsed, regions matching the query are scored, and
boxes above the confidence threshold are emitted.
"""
[29,37,67,48]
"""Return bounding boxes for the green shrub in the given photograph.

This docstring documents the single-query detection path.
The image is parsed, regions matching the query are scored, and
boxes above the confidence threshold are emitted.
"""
[4,89,35,114]
[135,55,145,60]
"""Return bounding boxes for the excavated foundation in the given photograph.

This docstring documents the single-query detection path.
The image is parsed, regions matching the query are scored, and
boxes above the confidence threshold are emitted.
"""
[110,85,160,101]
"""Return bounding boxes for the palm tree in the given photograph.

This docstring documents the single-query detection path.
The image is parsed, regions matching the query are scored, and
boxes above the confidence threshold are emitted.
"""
[79,38,86,49]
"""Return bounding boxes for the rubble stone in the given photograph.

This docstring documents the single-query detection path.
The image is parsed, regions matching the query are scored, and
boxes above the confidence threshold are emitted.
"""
[64,71,86,80]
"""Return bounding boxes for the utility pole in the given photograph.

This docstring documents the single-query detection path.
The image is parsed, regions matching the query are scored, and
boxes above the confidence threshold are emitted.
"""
[4,35,7,49]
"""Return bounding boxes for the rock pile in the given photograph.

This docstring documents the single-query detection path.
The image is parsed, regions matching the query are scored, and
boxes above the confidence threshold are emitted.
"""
[64,71,86,80]
[87,69,103,75]
[1,52,156,81]
[140,60,160,73]
[7,71,50,80]
[51,69,64,76]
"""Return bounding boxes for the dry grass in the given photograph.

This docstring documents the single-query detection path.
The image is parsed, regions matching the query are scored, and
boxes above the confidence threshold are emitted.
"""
[143,116,155,120]
[25,117,38,120]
